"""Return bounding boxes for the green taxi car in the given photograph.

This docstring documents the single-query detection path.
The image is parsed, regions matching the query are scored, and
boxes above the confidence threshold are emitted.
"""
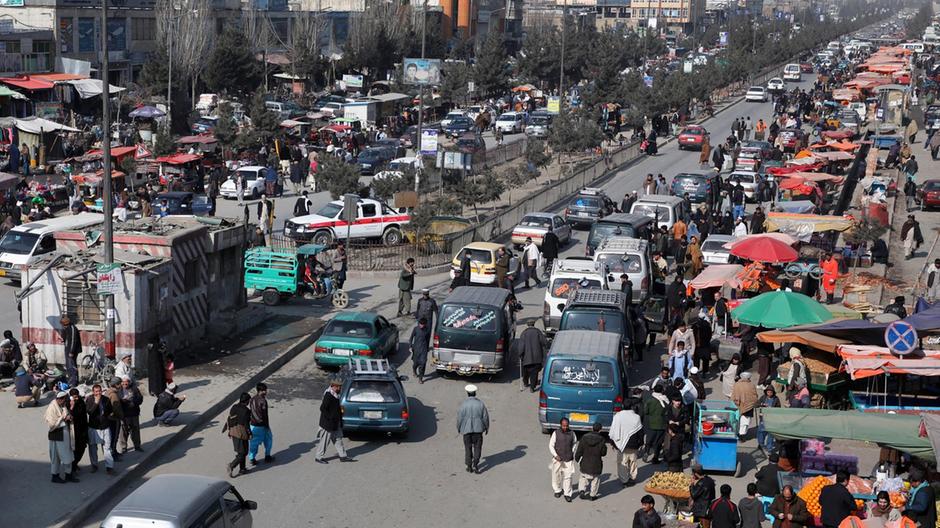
[314,312,399,368]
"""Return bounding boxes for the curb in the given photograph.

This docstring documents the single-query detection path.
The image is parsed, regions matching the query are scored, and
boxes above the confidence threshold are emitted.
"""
[56,326,325,528]
[347,262,452,279]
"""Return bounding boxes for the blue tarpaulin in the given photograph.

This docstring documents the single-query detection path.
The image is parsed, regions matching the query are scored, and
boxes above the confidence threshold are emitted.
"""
[803,304,940,345]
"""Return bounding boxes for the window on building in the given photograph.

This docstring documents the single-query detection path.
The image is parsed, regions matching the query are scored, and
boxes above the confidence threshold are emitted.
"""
[2,41,20,54]
[32,41,52,54]
[63,276,104,327]
[681,8,688,17]
[271,18,289,42]
[132,18,156,41]
[183,258,201,290]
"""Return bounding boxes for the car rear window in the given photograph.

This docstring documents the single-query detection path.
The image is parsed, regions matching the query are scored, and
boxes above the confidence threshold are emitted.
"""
[701,240,728,252]
[631,204,670,222]
[682,128,703,135]
[596,253,642,274]
[550,277,602,298]
[440,305,498,332]
[571,196,601,208]
[460,248,493,265]
[520,216,552,228]
[730,173,755,183]
[347,380,400,403]
[548,359,615,388]
[324,320,374,338]
[924,181,940,190]
[560,311,625,335]
[589,223,637,247]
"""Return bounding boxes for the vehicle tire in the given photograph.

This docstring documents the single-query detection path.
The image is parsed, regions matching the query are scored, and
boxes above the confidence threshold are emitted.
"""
[262,288,281,306]
[383,226,403,246]
[331,289,349,309]
[313,230,333,246]
[784,263,803,279]
[678,145,684,151]
[251,188,260,200]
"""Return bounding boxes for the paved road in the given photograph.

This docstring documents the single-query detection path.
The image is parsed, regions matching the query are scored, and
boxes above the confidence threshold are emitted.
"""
[78,76,845,527]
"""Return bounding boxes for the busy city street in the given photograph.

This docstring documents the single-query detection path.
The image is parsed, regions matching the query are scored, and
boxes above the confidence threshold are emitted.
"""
[1,0,940,527]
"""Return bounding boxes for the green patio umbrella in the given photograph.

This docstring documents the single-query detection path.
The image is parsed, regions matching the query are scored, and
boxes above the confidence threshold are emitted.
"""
[731,290,834,329]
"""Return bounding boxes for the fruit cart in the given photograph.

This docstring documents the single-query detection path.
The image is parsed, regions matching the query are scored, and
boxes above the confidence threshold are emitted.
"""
[644,471,692,515]
[693,400,741,476]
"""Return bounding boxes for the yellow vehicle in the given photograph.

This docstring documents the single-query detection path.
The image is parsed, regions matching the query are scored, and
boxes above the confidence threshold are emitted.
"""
[450,241,520,286]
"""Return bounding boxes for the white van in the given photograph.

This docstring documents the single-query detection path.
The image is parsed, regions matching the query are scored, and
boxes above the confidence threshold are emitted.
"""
[900,42,925,53]
[827,41,842,52]
[0,213,105,281]
[543,257,607,333]
[593,236,651,303]
[783,63,802,81]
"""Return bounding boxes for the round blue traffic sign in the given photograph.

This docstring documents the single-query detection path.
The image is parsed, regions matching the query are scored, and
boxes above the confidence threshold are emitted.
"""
[884,321,918,356]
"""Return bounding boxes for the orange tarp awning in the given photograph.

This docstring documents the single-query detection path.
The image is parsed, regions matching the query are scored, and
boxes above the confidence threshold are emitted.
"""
[758,329,851,353]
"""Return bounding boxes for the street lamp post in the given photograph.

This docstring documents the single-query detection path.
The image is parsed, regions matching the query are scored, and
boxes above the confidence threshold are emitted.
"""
[415,0,428,193]
[101,0,115,359]
[559,0,567,107]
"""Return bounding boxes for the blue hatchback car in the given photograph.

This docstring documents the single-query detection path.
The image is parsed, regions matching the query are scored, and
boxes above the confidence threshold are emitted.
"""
[339,359,410,436]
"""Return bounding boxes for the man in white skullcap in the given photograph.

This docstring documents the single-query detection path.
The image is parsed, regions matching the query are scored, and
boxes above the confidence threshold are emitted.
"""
[114,351,134,382]
[456,384,489,474]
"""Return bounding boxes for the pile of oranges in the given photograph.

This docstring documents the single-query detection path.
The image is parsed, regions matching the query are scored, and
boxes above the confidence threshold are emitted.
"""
[797,476,831,518]
[889,492,907,509]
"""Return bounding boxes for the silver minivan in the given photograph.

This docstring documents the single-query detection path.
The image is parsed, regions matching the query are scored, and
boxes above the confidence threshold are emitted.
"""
[592,236,651,303]
[629,195,684,230]
[100,474,257,528]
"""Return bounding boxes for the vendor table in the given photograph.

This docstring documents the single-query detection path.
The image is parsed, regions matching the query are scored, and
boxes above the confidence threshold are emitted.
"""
[693,400,741,476]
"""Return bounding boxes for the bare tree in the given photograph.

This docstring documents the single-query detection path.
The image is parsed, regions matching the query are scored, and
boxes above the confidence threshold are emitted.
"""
[156,0,214,108]
[286,10,329,81]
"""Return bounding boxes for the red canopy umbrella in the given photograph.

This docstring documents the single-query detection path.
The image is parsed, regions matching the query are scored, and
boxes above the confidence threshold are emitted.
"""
[729,236,799,263]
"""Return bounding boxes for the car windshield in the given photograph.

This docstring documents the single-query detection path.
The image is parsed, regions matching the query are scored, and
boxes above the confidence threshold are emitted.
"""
[450,118,472,127]
[440,305,498,332]
[682,128,703,135]
[548,359,615,388]
[550,277,602,298]
[561,311,625,335]
[701,239,728,252]
[460,248,493,265]
[519,216,552,228]
[387,161,411,171]
[237,169,260,181]
[358,150,382,161]
[315,203,343,218]
[347,380,400,403]
[924,181,940,190]
[530,116,551,125]
[571,196,601,208]
[324,320,374,338]
[0,231,38,255]
[589,223,636,247]
[730,173,755,183]
[631,204,670,222]
[596,253,642,274]
[497,114,516,122]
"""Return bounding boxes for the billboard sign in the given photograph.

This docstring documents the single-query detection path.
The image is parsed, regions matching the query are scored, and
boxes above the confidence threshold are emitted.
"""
[342,74,363,88]
[403,58,442,85]
[420,129,438,156]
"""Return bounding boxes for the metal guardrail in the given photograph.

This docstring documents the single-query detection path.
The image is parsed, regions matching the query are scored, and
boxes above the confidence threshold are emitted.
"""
[347,242,454,271]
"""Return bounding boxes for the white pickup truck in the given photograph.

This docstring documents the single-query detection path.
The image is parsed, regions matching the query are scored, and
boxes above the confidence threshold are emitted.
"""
[284,197,409,246]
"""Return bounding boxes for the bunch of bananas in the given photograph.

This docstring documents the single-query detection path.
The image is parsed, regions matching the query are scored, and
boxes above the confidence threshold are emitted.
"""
[648,471,692,491]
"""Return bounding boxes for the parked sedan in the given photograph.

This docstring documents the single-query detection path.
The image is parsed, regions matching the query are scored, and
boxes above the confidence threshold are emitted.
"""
[313,312,399,368]
[677,125,709,150]
[443,116,475,138]
[918,179,940,210]
[511,212,572,248]
[701,234,734,265]
[800,62,814,73]
[745,86,769,102]
[153,192,211,216]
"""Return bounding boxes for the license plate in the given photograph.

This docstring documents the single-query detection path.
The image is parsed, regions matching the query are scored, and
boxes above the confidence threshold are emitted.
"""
[453,352,477,364]
[578,212,588,217]
[362,410,383,420]
[569,412,590,423]
[333,349,353,356]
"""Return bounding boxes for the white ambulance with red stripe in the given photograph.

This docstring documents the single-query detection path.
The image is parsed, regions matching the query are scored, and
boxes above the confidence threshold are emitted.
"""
[284,197,409,246]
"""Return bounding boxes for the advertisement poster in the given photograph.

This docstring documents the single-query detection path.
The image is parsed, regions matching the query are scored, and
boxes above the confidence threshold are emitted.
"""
[59,17,73,53]
[719,31,729,46]
[97,263,123,296]
[342,74,363,88]
[420,129,438,156]
[546,96,560,114]
[403,58,442,86]
[107,18,125,51]
[643,75,654,88]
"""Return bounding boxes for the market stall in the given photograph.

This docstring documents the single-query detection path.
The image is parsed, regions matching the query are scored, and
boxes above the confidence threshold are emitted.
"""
[732,291,834,329]
[644,471,692,514]
[836,344,940,414]
[693,400,741,476]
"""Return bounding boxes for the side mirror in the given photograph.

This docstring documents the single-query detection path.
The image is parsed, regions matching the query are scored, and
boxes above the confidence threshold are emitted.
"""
[243,500,258,511]
[557,303,565,312]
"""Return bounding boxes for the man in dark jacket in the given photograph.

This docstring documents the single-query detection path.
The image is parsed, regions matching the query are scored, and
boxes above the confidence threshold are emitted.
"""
[667,274,687,322]
[59,316,81,386]
[710,484,742,528]
[755,453,781,497]
[621,274,634,306]
[634,495,664,528]
[293,190,312,216]
[692,316,713,374]
[575,422,607,500]
[316,379,352,463]
[541,229,560,277]
[770,485,811,528]
[750,206,766,234]
[153,383,185,425]
[904,468,937,528]
[118,376,144,453]
[248,383,274,465]
[225,392,252,478]
[410,318,432,383]
[519,320,547,392]
[884,296,908,319]
[85,383,115,474]
[819,471,857,528]
[690,465,717,526]
[644,385,668,463]
[414,289,438,327]
[69,387,88,474]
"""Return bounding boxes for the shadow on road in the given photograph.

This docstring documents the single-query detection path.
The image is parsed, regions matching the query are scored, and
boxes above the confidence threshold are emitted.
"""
[480,444,527,472]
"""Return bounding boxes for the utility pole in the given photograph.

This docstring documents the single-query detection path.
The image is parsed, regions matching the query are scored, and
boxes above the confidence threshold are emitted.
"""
[415,0,427,193]
[559,0,567,108]
[101,0,115,359]
[166,15,172,131]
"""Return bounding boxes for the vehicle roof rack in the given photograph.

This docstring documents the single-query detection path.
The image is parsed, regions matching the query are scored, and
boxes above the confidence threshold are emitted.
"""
[348,358,392,375]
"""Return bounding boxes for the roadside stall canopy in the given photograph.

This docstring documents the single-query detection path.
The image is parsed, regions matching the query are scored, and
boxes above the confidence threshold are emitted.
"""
[837,344,940,380]
[809,141,858,152]
[732,290,833,328]
[775,200,817,214]
[0,76,54,91]
[176,135,217,145]
[723,233,799,249]
[786,157,825,169]
[786,172,846,184]
[802,303,940,345]
[512,84,536,92]
[821,130,855,140]
[921,414,940,461]
[280,119,306,128]
[730,236,798,263]
[68,79,125,99]
[813,150,855,161]
[832,88,861,101]
[14,117,79,134]
[85,146,137,160]
[765,212,854,242]
[0,85,26,99]
[758,328,851,353]
[155,153,201,165]
[690,264,743,290]
[762,408,934,460]
[320,124,351,134]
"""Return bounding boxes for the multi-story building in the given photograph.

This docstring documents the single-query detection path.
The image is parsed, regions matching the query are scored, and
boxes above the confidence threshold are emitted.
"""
[628,0,704,34]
